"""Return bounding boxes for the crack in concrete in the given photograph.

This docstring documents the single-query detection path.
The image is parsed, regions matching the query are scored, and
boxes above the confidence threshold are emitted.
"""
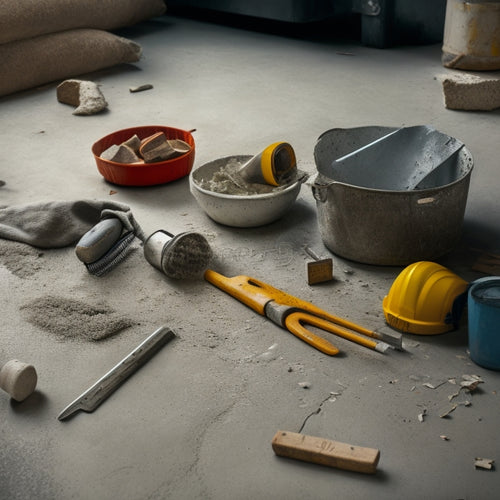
[298,393,334,433]
[297,382,347,433]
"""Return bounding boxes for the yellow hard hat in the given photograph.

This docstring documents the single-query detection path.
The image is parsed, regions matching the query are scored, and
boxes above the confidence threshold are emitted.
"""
[383,261,468,335]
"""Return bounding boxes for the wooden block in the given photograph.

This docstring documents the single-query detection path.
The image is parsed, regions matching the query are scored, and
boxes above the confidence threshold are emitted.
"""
[307,258,333,285]
[271,430,380,474]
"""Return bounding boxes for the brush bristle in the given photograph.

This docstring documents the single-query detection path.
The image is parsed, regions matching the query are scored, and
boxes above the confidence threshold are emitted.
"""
[162,233,212,279]
[86,232,135,276]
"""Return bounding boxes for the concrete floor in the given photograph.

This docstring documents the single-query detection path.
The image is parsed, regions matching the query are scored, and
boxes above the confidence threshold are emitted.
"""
[1,12,500,500]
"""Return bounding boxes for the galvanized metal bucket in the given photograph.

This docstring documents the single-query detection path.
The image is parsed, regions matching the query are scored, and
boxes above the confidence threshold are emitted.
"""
[312,126,474,265]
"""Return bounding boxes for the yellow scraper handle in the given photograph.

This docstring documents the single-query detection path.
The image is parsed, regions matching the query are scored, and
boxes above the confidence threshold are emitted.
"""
[204,269,271,315]
[204,270,389,353]
[285,312,380,356]
[204,270,378,336]
[284,312,340,356]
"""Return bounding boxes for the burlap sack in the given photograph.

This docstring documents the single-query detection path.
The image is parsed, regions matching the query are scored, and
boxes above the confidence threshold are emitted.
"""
[0,0,166,44]
[0,29,142,97]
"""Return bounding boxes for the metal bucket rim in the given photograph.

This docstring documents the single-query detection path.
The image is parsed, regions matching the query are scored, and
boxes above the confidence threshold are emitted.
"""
[315,125,397,145]
[313,130,474,194]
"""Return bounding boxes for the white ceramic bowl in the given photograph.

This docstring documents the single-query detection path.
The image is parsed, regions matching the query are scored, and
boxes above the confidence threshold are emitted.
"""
[189,155,302,227]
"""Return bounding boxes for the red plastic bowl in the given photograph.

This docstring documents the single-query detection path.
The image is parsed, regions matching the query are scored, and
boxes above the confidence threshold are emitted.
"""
[92,125,195,186]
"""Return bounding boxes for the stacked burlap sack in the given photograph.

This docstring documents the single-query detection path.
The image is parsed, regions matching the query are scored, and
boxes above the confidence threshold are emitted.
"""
[0,0,166,97]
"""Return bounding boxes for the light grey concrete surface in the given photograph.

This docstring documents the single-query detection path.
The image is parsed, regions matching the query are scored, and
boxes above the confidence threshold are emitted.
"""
[1,13,500,500]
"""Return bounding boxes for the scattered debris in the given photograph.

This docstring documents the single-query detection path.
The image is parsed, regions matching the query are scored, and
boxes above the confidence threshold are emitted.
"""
[475,458,495,470]
[57,79,108,115]
[449,374,484,401]
[418,409,427,422]
[0,180,5,187]
[404,340,420,348]
[423,380,448,390]
[440,435,449,441]
[439,404,458,418]
[461,374,484,391]
[438,73,500,111]
[329,391,341,402]
[255,343,280,362]
[129,84,153,93]
[298,381,311,389]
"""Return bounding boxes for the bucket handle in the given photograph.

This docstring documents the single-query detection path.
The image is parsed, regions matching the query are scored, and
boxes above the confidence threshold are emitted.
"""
[310,174,333,203]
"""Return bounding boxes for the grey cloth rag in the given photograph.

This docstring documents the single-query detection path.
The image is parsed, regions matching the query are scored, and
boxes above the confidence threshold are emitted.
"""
[0,199,145,248]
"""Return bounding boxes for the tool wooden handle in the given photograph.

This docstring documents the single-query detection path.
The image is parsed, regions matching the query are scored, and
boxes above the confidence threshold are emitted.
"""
[271,430,380,474]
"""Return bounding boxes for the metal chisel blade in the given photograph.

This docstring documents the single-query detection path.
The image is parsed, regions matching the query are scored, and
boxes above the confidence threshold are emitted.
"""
[58,326,176,421]
[373,327,403,351]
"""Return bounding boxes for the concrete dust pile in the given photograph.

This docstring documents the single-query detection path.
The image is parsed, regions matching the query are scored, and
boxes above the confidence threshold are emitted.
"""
[0,240,44,278]
[21,296,133,341]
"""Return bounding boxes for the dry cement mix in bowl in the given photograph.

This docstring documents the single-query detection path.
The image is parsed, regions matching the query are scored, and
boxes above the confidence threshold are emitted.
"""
[195,157,288,195]
[190,156,304,227]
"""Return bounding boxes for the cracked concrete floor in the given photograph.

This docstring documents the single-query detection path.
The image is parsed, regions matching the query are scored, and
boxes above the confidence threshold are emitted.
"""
[1,12,500,500]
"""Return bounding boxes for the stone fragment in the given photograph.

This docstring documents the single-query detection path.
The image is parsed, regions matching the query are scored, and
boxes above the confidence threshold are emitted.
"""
[122,134,141,154]
[57,79,108,115]
[142,141,178,163]
[101,144,141,164]
[140,132,180,163]
[439,73,500,111]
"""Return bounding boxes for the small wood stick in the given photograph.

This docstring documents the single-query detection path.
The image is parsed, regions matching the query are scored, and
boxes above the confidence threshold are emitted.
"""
[129,84,154,93]
[272,430,380,474]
